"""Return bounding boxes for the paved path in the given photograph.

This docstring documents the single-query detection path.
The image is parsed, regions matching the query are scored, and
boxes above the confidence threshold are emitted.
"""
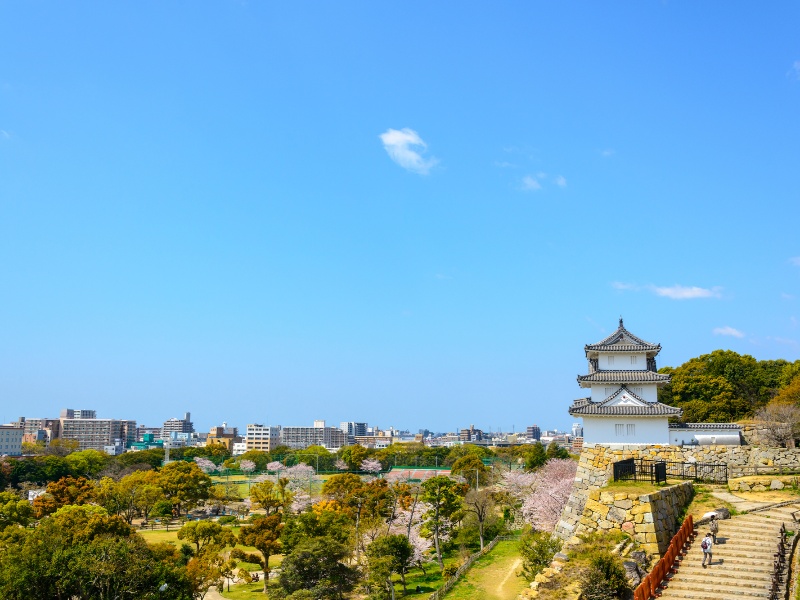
[657,502,797,600]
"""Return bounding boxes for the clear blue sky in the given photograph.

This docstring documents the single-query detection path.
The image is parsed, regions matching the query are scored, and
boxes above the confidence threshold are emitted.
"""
[1,2,799,434]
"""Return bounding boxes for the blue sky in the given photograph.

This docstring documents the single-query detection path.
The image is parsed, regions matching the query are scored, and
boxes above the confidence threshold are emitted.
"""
[1,2,799,434]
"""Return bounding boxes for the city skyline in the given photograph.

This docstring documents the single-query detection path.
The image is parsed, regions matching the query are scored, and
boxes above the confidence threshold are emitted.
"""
[2,3,799,433]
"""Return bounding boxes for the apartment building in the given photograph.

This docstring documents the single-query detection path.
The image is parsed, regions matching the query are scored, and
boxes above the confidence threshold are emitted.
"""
[0,425,23,456]
[245,424,281,452]
[162,412,194,439]
[60,416,137,451]
[281,420,348,450]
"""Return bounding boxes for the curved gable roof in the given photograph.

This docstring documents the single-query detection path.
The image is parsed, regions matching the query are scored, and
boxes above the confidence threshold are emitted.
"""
[585,318,661,354]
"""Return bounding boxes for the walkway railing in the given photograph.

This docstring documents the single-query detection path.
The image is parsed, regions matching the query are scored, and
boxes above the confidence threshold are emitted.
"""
[633,514,695,600]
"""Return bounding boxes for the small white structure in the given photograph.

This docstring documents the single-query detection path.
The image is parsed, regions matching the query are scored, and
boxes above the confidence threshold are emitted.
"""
[569,319,682,445]
[669,423,742,446]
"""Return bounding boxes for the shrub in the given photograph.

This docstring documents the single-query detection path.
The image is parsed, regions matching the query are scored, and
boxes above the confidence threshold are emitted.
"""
[519,530,562,581]
[578,551,631,600]
[442,563,460,578]
[218,515,237,525]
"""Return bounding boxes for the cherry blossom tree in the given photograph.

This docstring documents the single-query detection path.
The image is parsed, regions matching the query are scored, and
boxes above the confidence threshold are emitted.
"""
[194,457,217,474]
[335,458,349,471]
[266,461,285,473]
[521,458,577,532]
[360,458,383,474]
[284,463,316,492]
[239,460,256,475]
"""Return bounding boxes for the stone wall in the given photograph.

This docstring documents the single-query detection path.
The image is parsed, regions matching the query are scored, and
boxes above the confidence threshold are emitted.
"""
[554,443,800,548]
[576,482,693,555]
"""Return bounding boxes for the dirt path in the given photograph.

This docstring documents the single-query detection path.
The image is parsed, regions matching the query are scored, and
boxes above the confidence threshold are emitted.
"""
[496,558,522,597]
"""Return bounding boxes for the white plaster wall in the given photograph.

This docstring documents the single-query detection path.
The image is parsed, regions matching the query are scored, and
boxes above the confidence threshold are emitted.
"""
[581,416,670,445]
[590,384,658,402]
[601,353,647,370]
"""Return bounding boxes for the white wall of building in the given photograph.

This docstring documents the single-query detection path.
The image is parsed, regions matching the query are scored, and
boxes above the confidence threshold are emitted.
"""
[591,384,658,402]
[600,353,647,370]
[0,426,23,456]
[581,416,670,445]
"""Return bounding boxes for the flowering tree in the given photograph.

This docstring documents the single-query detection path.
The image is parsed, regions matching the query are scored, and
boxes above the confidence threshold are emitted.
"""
[498,469,536,526]
[266,461,285,473]
[334,458,349,471]
[284,464,316,492]
[194,457,217,474]
[521,458,577,532]
[360,458,383,474]
[239,460,256,475]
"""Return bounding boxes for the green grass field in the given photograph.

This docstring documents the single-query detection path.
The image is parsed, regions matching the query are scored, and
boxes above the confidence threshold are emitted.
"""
[443,540,527,600]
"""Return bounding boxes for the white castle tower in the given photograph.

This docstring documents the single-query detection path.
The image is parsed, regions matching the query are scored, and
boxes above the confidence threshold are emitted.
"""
[568,318,682,445]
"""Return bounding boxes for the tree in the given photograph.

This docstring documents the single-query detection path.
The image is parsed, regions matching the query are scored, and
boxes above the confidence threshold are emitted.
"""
[420,476,466,569]
[367,534,414,596]
[0,491,33,530]
[278,536,358,600]
[321,472,363,505]
[240,459,257,475]
[280,508,352,553]
[772,374,800,405]
[545,442,570,460]
[65,449,108,478]
[158,460,212,516]
[250,478,294,515]
[193,456,218,474]
[116,469,164,524]
[185,550,224,599]
[338,444,368,470]
[33,475,97,518]
[524,442,547,470]
[361,458,384,474]
[0,506,193,600]
[754,401,800,447]
[463,488,495,550]
[521,458,577,532]
[450,454,490,489]
[238,514,283,594]
[177,521,236,554]
[519,530,561,581]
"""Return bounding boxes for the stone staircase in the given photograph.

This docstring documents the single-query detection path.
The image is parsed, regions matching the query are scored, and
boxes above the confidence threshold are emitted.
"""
[656,504,798,600]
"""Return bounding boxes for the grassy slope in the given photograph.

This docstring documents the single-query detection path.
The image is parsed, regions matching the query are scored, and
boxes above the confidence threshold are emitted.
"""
[443,540,526,600]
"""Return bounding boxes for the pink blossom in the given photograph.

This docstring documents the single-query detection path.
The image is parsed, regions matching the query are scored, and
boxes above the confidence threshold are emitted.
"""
[521,458,577,532]
[194,456,217,474]
[360,458,383,473]
[239,460,256,474]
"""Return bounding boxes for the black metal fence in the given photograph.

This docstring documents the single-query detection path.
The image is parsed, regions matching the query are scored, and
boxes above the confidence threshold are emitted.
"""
[613,458,727,483]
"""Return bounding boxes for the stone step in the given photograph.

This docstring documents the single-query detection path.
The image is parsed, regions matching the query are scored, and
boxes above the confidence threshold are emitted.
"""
[667,571,772,588]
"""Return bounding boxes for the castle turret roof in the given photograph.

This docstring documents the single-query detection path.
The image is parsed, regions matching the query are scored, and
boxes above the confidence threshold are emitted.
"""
[585,318,661,355]
[568,386,683,417]
[577,369,671,387]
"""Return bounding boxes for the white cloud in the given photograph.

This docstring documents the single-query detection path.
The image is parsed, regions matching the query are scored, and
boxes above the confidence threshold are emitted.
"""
[0,130,9,140]
[601,148,615,157]
[611,282,721,299]
[521,175,542,191]
[493,161,517,168]
[650,285,722,300]
[790,61,800,80]
[555,175,567,187]
[782,293,795,300]
[789,257,800,266]
[379,128,438,175]
[713,326,744,338]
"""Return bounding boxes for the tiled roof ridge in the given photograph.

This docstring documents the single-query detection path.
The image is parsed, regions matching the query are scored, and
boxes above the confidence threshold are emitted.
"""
[585,318,660,351]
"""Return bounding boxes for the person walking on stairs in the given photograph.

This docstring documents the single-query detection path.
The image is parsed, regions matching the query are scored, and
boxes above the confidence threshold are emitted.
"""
[701,532,713,567]
[709,514,719,543]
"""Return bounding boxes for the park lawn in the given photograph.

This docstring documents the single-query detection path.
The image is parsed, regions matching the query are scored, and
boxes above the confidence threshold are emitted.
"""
[138,526,262,555]
[139,529,180,545]
[443,541,527,600]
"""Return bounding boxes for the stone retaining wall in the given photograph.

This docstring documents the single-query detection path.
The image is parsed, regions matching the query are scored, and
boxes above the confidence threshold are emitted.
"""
[554,443,800,548]
[576,482,693,555]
